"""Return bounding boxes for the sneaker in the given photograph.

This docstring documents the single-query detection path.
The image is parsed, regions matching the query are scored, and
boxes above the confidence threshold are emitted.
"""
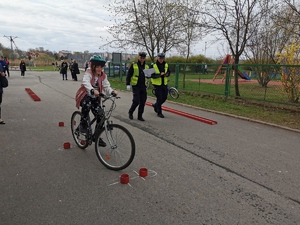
[157,113,164,118]
[98,138,107,147]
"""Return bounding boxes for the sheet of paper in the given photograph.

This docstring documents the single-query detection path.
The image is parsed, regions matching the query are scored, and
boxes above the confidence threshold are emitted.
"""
[143,68,155,77]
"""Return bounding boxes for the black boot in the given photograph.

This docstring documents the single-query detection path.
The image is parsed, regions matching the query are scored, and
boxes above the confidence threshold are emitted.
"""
[138,116,145,121]
[128,112,133,120]
[152,103,157,113]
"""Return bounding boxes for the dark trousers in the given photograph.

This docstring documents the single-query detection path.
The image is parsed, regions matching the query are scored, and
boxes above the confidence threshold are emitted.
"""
[129,86,147,117]
[0,93,2,118]
[80,95,100,128]
[153,85,168,114]
[71,71,77,81]
[62,73,67,80]
[5,67,9,77]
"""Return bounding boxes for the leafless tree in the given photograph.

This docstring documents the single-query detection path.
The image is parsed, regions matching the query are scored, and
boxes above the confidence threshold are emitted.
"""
[283,0,300,30]
[243,1,282,87]
[202,0,268,97]
[175,0,203,88]
[102,0,203,61]
[273,0,300,37]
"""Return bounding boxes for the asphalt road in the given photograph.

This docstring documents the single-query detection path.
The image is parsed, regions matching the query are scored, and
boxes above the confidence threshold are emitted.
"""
[1,71,300,225]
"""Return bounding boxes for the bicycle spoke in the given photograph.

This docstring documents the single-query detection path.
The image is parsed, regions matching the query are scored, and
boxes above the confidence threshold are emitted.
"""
[71,111,89,149]
[95,124,135,171]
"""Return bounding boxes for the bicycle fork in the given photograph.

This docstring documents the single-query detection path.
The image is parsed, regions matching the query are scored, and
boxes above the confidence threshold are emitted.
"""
[103,121,117,149]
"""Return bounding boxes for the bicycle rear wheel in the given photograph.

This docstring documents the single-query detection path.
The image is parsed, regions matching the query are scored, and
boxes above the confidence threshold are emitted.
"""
[95,124,135,171]
[71,111,89,149]
[169,87,179,99]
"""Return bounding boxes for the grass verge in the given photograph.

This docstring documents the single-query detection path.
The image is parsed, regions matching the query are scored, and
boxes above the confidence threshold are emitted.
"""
[110,78,300,131]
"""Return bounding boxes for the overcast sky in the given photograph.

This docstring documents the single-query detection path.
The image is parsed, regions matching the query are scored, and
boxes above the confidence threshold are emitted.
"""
[1,0,221,58]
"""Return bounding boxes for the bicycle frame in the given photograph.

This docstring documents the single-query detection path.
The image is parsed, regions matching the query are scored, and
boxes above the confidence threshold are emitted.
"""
[71,93,135,170]
[82,95,117,146]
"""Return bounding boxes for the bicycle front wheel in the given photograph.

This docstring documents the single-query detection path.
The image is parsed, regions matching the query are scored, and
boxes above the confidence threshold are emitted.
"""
[71,111,89,149]
[169,87,179,99]
[95,124,135,171]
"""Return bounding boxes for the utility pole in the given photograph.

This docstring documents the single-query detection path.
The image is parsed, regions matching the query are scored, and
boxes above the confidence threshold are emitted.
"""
[3,35,18,59]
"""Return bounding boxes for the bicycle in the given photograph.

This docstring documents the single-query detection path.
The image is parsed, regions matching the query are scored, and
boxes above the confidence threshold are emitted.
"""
[71,94,135,171]
[146,79,179,99]
[152,85,179,99]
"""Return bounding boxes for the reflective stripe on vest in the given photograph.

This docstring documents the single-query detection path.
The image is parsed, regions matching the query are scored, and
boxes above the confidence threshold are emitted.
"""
[151,63,168,85]
[131,63,149,85]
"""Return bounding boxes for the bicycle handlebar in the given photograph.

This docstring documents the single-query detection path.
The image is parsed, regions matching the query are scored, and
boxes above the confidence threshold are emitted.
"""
[99,93,120,100]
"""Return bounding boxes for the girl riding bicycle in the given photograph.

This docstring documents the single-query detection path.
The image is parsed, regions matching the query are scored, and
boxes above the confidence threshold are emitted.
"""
[75,55,118,136]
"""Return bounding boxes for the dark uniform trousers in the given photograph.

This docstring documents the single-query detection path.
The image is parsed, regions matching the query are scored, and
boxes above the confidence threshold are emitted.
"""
[153,84,168,115]
[129,86,147,117]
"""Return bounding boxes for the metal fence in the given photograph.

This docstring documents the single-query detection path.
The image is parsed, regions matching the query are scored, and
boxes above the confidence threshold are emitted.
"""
[108,62,300,109]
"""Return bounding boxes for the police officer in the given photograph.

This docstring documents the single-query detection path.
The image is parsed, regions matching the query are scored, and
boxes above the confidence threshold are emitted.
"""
[150,53,170,118]
[126,52,149,121]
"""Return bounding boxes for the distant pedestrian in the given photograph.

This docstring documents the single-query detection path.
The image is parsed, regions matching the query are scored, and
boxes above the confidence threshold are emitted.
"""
[19,60,26,77]
[69,58,75,80]
[72,60,80,81]
[84,60,89,71]
[60,59,68,80]
[0,56,7,77]
[0,63,8,124]
[4,57,10,77]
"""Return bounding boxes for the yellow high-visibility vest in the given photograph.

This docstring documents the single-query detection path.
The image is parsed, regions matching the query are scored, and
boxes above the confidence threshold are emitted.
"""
[131,63,149,85]
[151,63,168,85]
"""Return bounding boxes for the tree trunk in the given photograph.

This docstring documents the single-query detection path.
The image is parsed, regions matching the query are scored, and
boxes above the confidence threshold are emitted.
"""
[234,71,241,97]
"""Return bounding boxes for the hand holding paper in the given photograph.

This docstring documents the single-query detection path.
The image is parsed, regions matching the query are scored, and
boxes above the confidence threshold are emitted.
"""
[143,68,155,78]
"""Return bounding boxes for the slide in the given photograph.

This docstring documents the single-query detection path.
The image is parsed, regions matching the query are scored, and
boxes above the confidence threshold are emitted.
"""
[237,66,251,80]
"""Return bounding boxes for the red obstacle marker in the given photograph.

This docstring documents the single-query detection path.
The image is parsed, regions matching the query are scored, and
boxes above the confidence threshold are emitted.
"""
[139,168,148,177]
[63,142,71,149]
[120,174,129,184]
[59,122,64,127]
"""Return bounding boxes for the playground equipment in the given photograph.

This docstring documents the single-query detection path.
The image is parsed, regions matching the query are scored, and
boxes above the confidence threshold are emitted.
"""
[213,54,251,81]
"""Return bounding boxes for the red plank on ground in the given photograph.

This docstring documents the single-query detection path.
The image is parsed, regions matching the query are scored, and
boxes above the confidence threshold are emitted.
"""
[25,88,41,101]
[145,102,217,125]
